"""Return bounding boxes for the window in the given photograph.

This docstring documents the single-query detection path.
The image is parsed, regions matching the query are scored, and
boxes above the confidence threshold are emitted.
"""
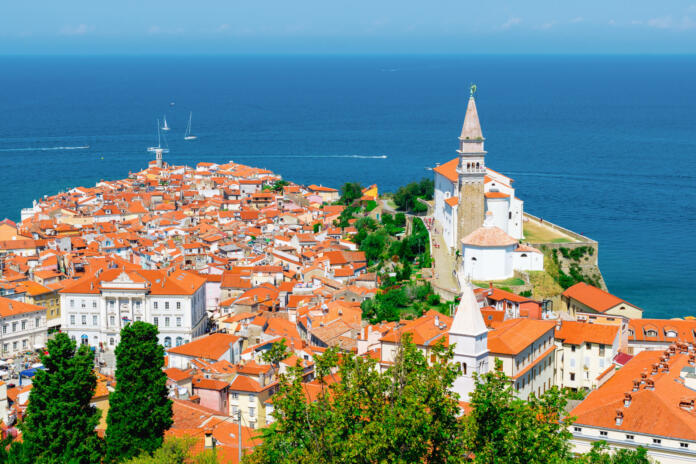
[35,317,40,327]
[22,340,27,349]
[570,373,575,381]
[154,317,159,326]
[231,392,238,400]
[136,316,141,322]
[249,407,255,417]
[70,299,75,308]
[135,300,141,308]
[109,300,115,309]
[165,302,170,310]
[680,443,689,449]
[2,344,7,353]
[81,315,87,325]
[176,302,181,310]
[13,341,18,350]
[586,343,591,350]
[154,302,158,310]
[2,325,6,334]
[176,317,182,327]
[599,345,605,356]
[571,345,576,352]
[81,300,86,308]
[92,301,97,308]
[21,321,26,330]
[70,315,75,325]
[626,434,634,440]
[12,322,17,332]
[165,317,170,327]
[110,315,115,325]
[164,337,171,348]
[232,406,239,415]
[176,336,183,346]
[600,431,608,437]
[652,438,661,445]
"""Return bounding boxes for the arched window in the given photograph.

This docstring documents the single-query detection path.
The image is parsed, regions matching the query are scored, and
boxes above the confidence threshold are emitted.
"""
[471,257,477,261]
[462,362,467,375]
[176,337,183,346]
[521,253,528,258]
[164,336,172,348]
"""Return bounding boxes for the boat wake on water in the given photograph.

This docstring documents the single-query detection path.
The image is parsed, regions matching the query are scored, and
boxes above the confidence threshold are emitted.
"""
[0,145,90,152]
[230,154,387,159]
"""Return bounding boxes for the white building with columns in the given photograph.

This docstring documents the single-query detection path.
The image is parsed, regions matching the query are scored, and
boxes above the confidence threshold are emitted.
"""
[60,267,207,350]
[449,277,489,401]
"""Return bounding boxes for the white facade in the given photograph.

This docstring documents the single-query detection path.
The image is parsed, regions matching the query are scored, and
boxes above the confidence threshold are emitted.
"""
[450,278,489,401]
[462,244,514,281]
[61,272,207,350]
[0,308,47,355]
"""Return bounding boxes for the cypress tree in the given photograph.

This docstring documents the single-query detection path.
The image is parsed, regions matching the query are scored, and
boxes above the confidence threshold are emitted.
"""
[106,321,172,462]
[18,332,102,464]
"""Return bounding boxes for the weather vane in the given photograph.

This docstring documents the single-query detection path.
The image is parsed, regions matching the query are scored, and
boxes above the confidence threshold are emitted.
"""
[470,83,477,98]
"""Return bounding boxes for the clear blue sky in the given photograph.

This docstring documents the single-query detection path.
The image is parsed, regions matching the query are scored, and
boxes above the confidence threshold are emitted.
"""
[3,0,696,54]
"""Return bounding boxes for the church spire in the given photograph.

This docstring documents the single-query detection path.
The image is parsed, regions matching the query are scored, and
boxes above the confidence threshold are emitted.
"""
[451,272,488,337]
[449,270,489,401]
[459,85,484,141]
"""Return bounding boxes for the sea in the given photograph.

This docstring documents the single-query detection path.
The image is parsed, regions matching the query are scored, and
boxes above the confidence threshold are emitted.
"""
[1,55,695,319]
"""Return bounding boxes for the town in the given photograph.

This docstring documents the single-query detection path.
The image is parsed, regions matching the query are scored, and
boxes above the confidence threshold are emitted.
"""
[0,93,691,463]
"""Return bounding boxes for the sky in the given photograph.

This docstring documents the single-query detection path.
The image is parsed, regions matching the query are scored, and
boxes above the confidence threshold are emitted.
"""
[2,1,696,54]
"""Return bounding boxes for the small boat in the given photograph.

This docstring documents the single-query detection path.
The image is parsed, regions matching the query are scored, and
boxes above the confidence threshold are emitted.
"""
[161,115,170,132]
[184,112,197,141]
[147,119,169,153]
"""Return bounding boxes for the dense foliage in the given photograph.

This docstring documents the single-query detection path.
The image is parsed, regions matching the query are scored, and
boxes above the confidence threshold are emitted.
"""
[244,337,466,464]
[393,178,434,213]
[339,182,364,205]
[106,322,172,462]
[9,333,103,464]
[244,340,652,464]
[123,436,218,464]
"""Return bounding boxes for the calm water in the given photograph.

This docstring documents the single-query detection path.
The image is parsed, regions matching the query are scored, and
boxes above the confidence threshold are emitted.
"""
[1,55,695,318]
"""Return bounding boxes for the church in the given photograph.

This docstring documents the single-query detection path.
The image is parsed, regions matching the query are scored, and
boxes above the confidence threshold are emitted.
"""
[433,87,543,281]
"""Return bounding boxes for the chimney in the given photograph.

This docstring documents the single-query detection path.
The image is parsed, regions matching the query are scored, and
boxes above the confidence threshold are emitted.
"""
[434,315,440,327]
[651,363,659,375]
[623,393,632,408]
[645,378,655,390]
[690,354,696,366]
[204,429,216,450]
[632,380,640,392]
[615,409,624,426]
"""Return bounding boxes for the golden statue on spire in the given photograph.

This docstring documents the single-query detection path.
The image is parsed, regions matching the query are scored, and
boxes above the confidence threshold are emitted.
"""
[470,83,477,98]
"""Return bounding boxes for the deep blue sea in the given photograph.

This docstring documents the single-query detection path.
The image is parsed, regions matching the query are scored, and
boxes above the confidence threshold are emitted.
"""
[1,55,695,318]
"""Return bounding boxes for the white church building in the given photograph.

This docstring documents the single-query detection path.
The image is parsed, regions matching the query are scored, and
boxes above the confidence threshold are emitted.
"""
[433,88,543,281]
[449,278,489,401]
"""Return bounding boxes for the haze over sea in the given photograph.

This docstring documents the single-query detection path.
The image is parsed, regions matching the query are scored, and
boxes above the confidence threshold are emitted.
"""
[1,55,695,319]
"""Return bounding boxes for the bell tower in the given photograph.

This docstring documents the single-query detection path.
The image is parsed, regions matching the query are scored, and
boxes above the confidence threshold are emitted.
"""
[456,85,486,245]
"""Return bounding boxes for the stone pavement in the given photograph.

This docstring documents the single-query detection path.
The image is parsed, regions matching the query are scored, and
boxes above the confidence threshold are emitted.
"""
[428,218,460,297]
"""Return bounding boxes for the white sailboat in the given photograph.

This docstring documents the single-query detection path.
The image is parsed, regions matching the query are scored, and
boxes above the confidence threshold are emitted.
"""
[147,119,170,153]
[184,112,197,140]
[161,115,170,132]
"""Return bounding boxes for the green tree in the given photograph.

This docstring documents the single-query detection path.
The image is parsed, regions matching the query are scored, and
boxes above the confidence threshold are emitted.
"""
[340,182,364,205]
[312,222,321,233]
[106,322,172,462]
[16,333,102,464]
[123,436,219,464]
[466,358,576,464]
[261,339,290,367]
[359,230,388,263]
[244,336,465,464]
[573,441,652,463]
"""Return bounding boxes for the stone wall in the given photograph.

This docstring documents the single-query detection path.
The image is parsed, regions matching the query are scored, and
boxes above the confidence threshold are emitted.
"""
[457,180,484,242]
